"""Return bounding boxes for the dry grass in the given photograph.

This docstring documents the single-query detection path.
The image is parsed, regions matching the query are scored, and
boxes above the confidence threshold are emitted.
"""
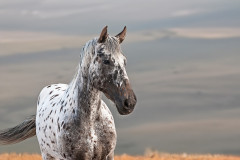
[0,152,239,160]
[115,153,240,160]
[0,153,41,160]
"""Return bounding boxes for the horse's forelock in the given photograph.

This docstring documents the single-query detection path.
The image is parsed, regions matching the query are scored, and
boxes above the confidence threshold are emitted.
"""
[105,36,120,53]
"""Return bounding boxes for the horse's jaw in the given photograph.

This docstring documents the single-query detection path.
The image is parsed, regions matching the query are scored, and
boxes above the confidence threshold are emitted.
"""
[103,86,137,115]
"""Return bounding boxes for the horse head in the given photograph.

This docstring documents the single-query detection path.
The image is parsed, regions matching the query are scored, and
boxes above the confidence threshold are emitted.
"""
[89,26,137,115]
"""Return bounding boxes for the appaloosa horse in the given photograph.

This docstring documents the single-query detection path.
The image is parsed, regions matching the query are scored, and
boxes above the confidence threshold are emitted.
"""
[0,26,137,160]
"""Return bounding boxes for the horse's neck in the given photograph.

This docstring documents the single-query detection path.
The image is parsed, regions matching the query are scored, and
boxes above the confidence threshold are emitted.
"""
[69,54,101,121]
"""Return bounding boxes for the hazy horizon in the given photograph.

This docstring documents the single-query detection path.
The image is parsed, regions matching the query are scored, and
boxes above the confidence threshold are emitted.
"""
[0,0,240,155]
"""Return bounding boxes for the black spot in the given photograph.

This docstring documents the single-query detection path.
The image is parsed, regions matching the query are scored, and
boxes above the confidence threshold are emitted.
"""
[44,126,47,132]
[37,98,40,105]
[124,59,127,66]
[98,47,104,53]
[72,109,75,114]
[60,105,64,112]
[120,69,123,74]
[93,152,98,159]
[66,126,70,130]
[96,116,100,121]
[103,59,110,65]
[50,94,59,100]
[47,85,51,88]
[99,53,104,57]
[63,123,66,129]
[95,57,99,62]
[49,91,53,95]
[113,70,118,80]
[112,58,115,63]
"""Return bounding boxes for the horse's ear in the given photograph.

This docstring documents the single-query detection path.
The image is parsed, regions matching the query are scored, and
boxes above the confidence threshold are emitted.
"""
[115,26,127,43]
[98,26,108,43]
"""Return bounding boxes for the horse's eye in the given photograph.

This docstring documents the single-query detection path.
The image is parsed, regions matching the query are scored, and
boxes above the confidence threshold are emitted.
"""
[103,60,110,65]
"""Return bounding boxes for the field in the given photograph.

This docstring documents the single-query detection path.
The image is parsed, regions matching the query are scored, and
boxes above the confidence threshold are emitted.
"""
[0,152,239,160]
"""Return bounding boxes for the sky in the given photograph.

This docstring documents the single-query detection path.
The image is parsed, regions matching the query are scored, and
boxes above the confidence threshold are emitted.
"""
[0,0,240,156]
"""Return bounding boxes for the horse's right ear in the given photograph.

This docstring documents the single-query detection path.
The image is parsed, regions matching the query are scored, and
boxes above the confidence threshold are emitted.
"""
[98,26,108,43]
[115,26,127,43]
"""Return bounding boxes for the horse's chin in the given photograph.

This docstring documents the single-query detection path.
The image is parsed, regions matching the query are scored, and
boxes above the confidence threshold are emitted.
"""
[116,104,134,115]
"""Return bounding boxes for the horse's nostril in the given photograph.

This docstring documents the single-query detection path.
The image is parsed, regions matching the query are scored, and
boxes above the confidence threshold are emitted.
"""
[124,99,129,108]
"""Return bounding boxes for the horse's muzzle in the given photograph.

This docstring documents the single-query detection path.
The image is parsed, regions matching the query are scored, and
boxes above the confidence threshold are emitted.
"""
[102,79,137,115]
[116,82,137,115]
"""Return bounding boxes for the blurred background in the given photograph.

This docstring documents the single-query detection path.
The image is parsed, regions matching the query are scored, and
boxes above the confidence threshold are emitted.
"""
[0,0,240,155]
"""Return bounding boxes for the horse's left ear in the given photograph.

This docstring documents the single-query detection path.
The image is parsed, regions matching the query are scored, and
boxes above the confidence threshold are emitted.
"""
[115,26,127,43]
[98,26,108,43]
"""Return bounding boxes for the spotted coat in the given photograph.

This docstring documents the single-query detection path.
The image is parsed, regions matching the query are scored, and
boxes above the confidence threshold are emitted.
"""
[36,27,137,160]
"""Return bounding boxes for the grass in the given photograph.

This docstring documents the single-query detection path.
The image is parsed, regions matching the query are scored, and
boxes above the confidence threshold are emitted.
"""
[0,151,239,160]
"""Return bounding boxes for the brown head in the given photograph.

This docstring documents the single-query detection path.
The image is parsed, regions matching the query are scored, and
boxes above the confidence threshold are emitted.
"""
[89,26,137,115]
